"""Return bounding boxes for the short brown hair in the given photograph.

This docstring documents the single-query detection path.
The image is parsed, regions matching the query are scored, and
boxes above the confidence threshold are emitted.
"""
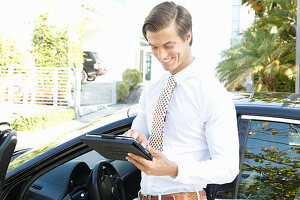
[142,1,193,46]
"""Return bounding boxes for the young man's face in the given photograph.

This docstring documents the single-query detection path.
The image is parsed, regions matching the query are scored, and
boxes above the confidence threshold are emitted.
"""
[146,21,192,75]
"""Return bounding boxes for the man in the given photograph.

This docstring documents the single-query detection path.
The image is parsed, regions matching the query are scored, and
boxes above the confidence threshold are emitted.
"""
[124,1,239,200]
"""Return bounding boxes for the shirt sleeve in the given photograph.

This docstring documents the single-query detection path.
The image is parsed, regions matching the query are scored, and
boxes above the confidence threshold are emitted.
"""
[131,87,150,138]
[173,83,239,185]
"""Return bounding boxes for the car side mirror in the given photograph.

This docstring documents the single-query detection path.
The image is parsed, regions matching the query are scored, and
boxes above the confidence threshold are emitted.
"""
[126,105,140,118]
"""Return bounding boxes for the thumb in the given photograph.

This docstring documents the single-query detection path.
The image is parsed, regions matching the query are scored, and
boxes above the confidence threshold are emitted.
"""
[147,146,161,157]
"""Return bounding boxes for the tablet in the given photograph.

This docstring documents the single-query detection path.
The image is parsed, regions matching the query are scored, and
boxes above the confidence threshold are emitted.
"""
[80,134,153,161]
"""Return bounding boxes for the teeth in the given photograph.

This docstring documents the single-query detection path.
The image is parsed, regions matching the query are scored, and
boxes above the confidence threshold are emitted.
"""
[162,58,171,63]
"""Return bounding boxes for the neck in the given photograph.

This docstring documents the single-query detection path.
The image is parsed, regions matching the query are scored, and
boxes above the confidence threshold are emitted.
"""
[171,49,194,75]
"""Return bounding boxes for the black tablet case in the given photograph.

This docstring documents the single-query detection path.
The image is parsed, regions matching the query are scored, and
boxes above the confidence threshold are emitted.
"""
[80,134,153,161]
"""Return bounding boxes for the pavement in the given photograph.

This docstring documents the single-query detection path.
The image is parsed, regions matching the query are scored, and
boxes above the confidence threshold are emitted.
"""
[14,85,144,151]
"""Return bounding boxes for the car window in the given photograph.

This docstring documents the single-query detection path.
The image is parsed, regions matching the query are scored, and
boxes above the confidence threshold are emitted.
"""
[84,52,92,59]
[237,119,300,199]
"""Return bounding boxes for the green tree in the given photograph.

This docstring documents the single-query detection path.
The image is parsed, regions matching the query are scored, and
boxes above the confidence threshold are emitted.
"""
[31,13,84,68]
[31,14,69,67]
[0,35,24,66]
[217,0,297,92]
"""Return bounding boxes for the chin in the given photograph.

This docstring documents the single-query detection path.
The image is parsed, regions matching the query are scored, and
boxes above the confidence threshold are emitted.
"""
[163,66,173,73]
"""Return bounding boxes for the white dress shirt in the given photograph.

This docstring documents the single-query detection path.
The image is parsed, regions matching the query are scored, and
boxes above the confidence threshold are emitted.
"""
[131,58,239,195]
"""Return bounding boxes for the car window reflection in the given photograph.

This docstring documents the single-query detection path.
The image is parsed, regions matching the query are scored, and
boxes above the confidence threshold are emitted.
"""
[238,120,300,199]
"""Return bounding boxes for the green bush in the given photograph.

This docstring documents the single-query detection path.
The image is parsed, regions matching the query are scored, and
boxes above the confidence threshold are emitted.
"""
[117,68,143,102]
[11,108,75,131]
[117,81,130,102]
[122,68,142,90]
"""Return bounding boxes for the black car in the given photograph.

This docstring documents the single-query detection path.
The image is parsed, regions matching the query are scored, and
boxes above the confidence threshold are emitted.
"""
[82,51,107,82]
[1,92,300,200]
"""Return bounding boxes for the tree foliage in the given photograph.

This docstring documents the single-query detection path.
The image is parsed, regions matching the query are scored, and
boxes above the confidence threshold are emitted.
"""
[0,35,24,66]
[31,13,84,68]
[217,0,297,92]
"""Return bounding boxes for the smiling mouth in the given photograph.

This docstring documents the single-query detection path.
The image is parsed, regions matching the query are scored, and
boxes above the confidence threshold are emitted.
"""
[161,58,173,65]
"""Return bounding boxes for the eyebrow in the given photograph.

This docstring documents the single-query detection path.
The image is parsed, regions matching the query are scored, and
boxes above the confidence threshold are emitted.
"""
[149,41,176,47]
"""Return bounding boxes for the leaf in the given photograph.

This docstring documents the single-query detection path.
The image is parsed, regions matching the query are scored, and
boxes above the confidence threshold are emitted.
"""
[252,2,263,11]
[257,123,261,127]
[259,130,265,133]
[272,131,279,135]
[270,26,278,34]
[266,128,275,131]
[293,148,300,153]
[263,122,269,126]
[270,146,275,151]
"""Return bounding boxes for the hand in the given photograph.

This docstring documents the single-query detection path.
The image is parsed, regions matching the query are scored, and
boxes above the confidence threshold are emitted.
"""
[123,129,148,148]
[126,147,178,177]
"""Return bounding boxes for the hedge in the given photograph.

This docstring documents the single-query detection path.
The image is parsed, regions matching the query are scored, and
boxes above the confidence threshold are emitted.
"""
[11,108,75,131]
[117,68,142,102]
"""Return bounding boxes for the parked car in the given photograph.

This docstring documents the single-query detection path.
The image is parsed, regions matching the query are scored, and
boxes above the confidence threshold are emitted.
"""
[82,51,107,82]
[1,92,300,200]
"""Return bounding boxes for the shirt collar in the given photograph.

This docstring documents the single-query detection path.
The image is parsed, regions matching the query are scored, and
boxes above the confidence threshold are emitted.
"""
[169,57,198,85]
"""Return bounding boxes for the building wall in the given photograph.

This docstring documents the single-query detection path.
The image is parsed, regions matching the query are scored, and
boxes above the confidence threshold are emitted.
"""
[83,0,141,82]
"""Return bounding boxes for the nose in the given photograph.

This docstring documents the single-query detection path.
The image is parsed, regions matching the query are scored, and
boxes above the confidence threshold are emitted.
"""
[157,48,168,60]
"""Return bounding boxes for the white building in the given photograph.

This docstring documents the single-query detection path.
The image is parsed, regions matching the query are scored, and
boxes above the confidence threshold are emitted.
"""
[230,0,255,91]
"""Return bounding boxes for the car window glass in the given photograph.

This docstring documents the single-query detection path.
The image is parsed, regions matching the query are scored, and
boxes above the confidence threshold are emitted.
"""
[237,120,300,199]
[85,52,92,59]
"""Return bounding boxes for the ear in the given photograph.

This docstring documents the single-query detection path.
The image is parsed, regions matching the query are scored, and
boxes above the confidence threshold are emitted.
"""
[185,31,192,43]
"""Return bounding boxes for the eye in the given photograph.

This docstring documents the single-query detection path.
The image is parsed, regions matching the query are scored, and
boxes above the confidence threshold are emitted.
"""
[151,46,158,50]
[164,45,173,49]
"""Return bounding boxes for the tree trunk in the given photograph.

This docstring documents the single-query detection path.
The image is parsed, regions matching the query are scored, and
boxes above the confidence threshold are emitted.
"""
[262,74,276,92]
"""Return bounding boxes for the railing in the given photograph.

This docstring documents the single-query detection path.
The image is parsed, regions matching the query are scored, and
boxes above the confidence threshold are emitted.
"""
[0,66,74,107]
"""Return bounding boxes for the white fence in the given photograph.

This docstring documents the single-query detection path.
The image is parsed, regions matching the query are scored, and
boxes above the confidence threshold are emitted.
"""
[0,66,74,107]
[81,81,117,106]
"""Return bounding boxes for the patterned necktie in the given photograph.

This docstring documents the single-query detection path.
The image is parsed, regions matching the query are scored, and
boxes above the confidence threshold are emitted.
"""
[149,76,176,151]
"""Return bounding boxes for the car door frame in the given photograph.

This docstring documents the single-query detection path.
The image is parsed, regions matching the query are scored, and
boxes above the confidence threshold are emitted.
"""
[0,123,17,200]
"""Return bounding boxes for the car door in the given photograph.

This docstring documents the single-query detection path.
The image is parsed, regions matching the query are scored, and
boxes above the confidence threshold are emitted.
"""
[215,115,300,199]
[0,122,17,200]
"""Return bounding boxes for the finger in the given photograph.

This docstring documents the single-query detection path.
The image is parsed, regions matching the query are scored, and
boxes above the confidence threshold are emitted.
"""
[133,130,143,139]
[125,129,138,138]
[123,130,131,136]
[126,155,147,172]
[124,130,137,138]
[128,153,150,165]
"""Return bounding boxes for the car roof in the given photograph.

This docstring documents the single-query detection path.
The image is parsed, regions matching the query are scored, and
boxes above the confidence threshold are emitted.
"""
[233,92,300,120]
